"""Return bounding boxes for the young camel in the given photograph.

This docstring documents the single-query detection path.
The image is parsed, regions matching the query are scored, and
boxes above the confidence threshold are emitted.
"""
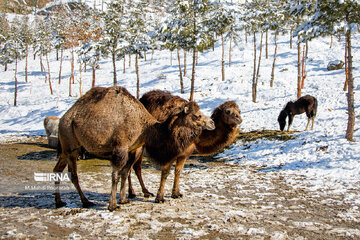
[54,86,215,211]
[128,90,242,199]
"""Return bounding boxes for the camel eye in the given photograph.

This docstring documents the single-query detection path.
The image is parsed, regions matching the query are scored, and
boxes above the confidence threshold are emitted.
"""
[193,114,201,120]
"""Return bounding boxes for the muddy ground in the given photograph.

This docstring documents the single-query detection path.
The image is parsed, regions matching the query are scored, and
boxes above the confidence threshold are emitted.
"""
[0,136,359,240]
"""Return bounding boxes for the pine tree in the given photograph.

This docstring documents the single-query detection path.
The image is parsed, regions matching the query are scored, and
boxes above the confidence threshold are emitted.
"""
[163,0,216,101]
[8,17,26,106]
[0,13,11,71]
[19,15,33,83]
[102,0,128,87]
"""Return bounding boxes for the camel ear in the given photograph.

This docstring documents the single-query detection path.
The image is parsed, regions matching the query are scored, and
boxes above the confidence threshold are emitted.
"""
[184,101,198,114]
[183,105,189,114]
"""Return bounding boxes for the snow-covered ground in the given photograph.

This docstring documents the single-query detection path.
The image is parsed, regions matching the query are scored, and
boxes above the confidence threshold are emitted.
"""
[0,26,359,204]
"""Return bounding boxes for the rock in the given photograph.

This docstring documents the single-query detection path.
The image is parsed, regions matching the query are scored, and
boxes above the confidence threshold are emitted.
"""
[327,60,344,71]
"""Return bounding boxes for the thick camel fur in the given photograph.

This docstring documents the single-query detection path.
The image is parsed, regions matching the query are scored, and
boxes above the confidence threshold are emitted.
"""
[128,90,242,199]
[278,94,318,131]
[44,116,59,137]
[54,86,215,211]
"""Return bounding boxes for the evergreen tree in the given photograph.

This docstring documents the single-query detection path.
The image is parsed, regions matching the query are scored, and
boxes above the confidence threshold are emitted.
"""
[206,2,237,81]
[19,15,33,83]
[163,0,216,101]
[102,0,128,87]
[0,13,11,71]
[8,17,26,106]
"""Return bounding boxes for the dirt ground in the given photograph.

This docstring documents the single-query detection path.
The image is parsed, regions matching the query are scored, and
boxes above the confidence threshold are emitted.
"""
[0,136,359,240]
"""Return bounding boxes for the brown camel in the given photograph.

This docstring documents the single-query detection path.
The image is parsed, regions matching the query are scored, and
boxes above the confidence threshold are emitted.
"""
[54,86,215,211]
[128,90,242,199]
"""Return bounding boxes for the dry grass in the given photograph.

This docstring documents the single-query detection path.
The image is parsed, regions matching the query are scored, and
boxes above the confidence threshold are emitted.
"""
[235,129,297,142]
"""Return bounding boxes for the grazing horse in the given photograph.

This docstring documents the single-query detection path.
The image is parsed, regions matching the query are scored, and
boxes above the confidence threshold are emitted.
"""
[278,95,318,131]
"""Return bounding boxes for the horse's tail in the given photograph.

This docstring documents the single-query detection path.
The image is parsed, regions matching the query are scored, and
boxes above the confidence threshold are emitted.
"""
[312,97,318,118]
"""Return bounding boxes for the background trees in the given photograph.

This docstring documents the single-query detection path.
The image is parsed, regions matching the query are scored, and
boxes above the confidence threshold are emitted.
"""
[294,0,360,141]
[0,0,359,141]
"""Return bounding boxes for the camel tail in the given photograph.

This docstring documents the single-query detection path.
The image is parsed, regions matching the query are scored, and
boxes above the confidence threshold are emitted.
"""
[57,138,62,157]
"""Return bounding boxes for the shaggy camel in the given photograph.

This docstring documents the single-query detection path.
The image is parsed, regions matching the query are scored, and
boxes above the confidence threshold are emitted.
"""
[278,95,318,131]
[128,90,242,200]
[44,116,59,137]
[54,86,215,211]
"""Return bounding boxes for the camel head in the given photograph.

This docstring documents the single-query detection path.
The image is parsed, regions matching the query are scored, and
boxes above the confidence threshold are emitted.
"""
[212,101,242,127]
[168,101,215,131]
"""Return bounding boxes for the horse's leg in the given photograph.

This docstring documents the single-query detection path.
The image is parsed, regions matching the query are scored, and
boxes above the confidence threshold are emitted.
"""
[311,116,315,130]
[287,114,294,131]
[171,156,187,199]
[53,154,68,208]
[67,149,94,208]
[305,117,311,131]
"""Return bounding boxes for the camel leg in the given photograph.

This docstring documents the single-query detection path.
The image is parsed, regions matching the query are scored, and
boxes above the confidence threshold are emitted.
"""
[127,171,136,199]
[53,155,68,208]
[171,156,186,199]
[108,146,128,211]
[130,148,154,198]
[109,167,120,211]
[118,151,138,204]
[155,162,173,203]
[67,150,94,208]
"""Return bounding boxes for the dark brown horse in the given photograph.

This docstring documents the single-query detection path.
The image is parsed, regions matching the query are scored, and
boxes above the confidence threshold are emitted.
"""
[278,95,318,131]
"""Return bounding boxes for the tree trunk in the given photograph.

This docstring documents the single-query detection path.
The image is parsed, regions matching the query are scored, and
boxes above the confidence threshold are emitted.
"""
[129,53,131,67]
[92,66,96,88]
[112,52,117,86]
[229,38,232,67]
[183,50,187,76]
[46,53,53,95]
[330,35,333,48]
[150,49,154,65]
[301,45,306,89]
[252,32,257,103]
[40,54,44,73]
[69,50,74,97]
[14,56,18,106]
[123,55,126,73]
[189,47,196,101]
[170,51,173,65]
[265,30,268,59]
[344,40,348,91]
[221,33,225,81]
[255,32,263,88]
[79,62,82,96]
[135,53,140,99]
[345,30,355,141]
[290,29,293,49]
[270,32,278,88]
[297,42,302,98]
[177,48,184,94]
[25,46,28,82]
[58,48,63,84]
